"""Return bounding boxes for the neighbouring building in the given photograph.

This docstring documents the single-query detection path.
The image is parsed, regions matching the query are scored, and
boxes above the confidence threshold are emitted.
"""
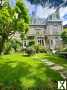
[23,10,63,50]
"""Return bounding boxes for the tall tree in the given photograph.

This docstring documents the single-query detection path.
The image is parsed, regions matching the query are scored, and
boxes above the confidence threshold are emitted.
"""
[0,0,29,54]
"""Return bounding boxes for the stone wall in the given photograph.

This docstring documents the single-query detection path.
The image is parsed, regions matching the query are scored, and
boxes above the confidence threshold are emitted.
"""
[47,21,63,49]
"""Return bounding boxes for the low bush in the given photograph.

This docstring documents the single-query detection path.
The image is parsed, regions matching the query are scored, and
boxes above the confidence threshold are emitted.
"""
[61,48,67,58]
[25,47,36,56]
[55,48,67,59]
[28,40,35,46]
[34,45,47,53]
[4,41,12,54]
[62,48,67,52]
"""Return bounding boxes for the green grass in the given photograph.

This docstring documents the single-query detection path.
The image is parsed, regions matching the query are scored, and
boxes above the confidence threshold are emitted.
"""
[32,53,67,69]
[64,28,67,32]
[0,53,63,89]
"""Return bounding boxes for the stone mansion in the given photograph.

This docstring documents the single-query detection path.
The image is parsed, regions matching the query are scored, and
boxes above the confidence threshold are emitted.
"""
[23,10,63,50]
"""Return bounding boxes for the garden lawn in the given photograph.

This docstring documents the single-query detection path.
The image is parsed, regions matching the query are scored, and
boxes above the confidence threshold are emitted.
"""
[0,53,63,89]
[32,53,67,69]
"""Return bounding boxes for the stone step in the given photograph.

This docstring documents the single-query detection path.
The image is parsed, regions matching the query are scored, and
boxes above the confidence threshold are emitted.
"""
[41,59,55,66]
[41,59,67,79]
[44,62,55,66]
[59,71,67,79]
[41,59,48,62]
[50,65,64,71]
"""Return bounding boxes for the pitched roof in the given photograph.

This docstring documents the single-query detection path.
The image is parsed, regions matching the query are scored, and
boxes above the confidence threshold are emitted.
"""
[30,17,46,25]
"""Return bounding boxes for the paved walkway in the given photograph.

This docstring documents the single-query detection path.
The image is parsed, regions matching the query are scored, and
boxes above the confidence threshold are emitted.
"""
[41,59,67,79]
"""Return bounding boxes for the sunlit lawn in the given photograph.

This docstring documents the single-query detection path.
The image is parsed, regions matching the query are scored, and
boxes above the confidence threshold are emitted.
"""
[0,53,64,89]
[33,53,67,69]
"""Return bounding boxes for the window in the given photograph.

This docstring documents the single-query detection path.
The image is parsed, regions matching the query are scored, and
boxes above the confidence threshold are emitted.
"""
[28,36,34,39]
[24,41,26,46]
[37,37,44,46]
[51,40,53,45]
[53,25,58,34]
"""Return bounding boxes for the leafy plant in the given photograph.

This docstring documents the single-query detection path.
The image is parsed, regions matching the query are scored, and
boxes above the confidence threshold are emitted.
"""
[29,40,35,46]
[61,31,67,44]
[0,0,29,54]
[25,47,36,56]
[34,45,47,53]
[4,41,12,54]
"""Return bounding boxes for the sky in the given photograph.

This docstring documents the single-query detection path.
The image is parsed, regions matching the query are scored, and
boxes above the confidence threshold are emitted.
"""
[60,7,67,25]
[25,0,67,25]
[9,0,16,8]
[9,0,67,25]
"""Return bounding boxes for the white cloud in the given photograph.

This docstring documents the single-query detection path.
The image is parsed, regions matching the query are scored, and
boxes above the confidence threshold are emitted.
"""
[60,7,67,20]
[59,7,67,25]
[25,0,67,24]
[36,5,56,18]
[24,0,36,16]
[25,0,56,18]
[9,0,16,8]
[63,21,67,25]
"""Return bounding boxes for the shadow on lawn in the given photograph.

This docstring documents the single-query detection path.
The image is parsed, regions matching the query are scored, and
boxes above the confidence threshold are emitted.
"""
[0,61,31,89]
[0,59,63,90]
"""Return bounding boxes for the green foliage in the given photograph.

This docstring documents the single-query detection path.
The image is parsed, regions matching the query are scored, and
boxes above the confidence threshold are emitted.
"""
[0,53,63,89]
[15,1,29,33]
[59,48,67,58]
[3,39,21,54]
[10,39,21,52]
[64,28,67,32]
[25,47,36,56]
[34,45,47,53]
[61,31,67,44]
[4,41,12,54]
[11,40,18,52]
[33,53,67,68]
[62,48,67,52]
[28,36,34,40]
[29,40,35,46]
[0,0,29,54]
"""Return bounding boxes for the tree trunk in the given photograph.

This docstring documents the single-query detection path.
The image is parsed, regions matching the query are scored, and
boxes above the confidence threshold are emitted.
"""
[0,34,6,55]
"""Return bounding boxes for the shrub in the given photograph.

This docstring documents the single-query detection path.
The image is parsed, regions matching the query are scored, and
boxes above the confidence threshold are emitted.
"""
[28,40,35,46]
[4,41,11,54]
[4,39,21,54]
[25,47,36,56]
[62,48,67,52]
[61,48,67,58]
[11,39,21,52]
[55,48,67,59]
[11,40,17,52]
[34,45,47,53]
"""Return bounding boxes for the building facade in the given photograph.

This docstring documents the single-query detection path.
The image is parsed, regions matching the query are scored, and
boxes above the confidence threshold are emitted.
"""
[23,10,63,50]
